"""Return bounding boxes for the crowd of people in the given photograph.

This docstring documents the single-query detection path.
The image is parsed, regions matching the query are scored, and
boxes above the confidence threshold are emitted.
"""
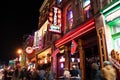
[63,65,82,80]
[1,60,118,80]
[1,65,55,80]
[90,61,117,80]
[63,61,117,80]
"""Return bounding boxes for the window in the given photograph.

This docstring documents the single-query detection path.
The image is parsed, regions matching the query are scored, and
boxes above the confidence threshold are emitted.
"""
[84,0,90,7]
[114,38,120,50]
[67,7,73,31]
[111,24,120,50]
[112,24,120,34]
[57,0,62,4]
[83,0,92,19]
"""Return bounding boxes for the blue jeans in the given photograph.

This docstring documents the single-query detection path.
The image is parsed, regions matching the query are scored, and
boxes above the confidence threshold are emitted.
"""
[40,76,44,80]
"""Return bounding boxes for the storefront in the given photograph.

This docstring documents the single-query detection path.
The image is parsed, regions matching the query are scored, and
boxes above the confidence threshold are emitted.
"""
[37,47,52,70]
[101,0,120,79]
[54,18,100,80]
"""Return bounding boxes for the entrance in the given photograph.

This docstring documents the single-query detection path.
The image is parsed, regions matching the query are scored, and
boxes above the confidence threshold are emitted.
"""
[57,53,65,77]
[84,45,100,80]
[81,30,100,80]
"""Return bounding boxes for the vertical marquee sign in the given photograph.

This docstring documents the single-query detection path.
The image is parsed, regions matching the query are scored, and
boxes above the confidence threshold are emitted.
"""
[48,7,62,33]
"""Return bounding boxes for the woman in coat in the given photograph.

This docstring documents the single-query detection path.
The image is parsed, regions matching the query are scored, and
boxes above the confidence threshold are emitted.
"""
[101,61,116,80]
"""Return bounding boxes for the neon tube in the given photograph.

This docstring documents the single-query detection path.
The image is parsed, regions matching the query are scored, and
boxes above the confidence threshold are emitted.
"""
[55,19,95,47]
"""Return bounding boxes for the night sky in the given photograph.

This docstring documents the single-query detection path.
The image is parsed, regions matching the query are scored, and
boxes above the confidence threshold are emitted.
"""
[0,0,43,64]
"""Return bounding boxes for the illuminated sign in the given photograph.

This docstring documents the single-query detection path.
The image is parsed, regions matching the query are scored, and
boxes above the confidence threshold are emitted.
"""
[48,7,62,33]
[55,19,95,48]
[60,56,65,62]
[49,25,61,33]
[25,47,33,54]
[106,9,120,22]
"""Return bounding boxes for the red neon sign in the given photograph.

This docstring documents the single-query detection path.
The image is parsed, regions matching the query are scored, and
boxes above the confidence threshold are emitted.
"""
[48,7,62,33]
[55,19,95,47]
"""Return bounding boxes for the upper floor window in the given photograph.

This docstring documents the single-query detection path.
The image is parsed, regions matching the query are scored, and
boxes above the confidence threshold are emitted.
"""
[67,9,73,30]
[111,24,120,51]
[83,0,92,19]
[84,0,90,7]
[114,38,120,50]
[57,0,62,4]
[112,24,120,34]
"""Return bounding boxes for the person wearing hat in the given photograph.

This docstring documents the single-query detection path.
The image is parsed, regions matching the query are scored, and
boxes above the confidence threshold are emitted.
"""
[90,63,102,80]
[101,61,116,80]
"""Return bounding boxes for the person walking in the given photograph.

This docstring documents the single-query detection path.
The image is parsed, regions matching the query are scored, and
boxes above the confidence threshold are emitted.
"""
[46,68,56,80]
[19,66,28,80]
[31,68,39,80]
[39,68,45,80]
[101,61,116,80]
[90,63,102,80]
[70,65,80,80]
[63,68,71,80]
[12,66,20,80]
[76,65,82,80]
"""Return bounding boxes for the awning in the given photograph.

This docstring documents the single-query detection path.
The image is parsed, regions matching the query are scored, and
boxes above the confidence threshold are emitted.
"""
[55,19,95,48]
[101,0,120,16]
[37,47,51,59]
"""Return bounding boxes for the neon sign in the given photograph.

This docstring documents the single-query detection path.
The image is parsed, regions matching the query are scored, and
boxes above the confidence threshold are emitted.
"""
[48,7,62,33]
[60,56,65,62]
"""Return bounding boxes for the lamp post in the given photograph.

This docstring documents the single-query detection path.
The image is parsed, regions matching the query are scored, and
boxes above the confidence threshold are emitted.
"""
[17,48,26,67]
[33,46,39,68]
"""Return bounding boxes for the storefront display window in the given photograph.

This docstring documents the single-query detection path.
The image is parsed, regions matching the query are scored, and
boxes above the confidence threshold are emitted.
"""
[57,54,65,77]
[70,52,80,69]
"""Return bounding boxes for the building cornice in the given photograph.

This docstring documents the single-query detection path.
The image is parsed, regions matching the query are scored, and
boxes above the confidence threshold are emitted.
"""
[39,0,49,13]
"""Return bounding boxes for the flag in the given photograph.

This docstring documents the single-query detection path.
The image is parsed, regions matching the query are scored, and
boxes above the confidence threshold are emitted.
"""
[71,40,78,55]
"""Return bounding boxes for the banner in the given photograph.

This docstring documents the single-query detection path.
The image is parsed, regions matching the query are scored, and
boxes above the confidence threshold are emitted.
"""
[71,40,78,55]
[33,30,43,50]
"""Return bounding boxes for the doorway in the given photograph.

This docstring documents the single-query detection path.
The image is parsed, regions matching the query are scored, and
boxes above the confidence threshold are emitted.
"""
[84,45,100,80]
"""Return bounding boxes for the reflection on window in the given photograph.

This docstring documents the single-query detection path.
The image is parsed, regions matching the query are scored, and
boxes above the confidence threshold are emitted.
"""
[57,0,62,4]
[84,0,90,7]
[68,10,73,19]
[114,38,120,50]
[112,25,120,34]
[67,10,73,30]
[84,4,91,19]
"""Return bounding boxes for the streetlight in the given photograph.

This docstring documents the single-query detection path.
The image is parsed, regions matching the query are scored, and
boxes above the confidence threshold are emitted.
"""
[17,49,23,55]
[14,48,23,67]
[17,49,23,62]
[17,48,26,67]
